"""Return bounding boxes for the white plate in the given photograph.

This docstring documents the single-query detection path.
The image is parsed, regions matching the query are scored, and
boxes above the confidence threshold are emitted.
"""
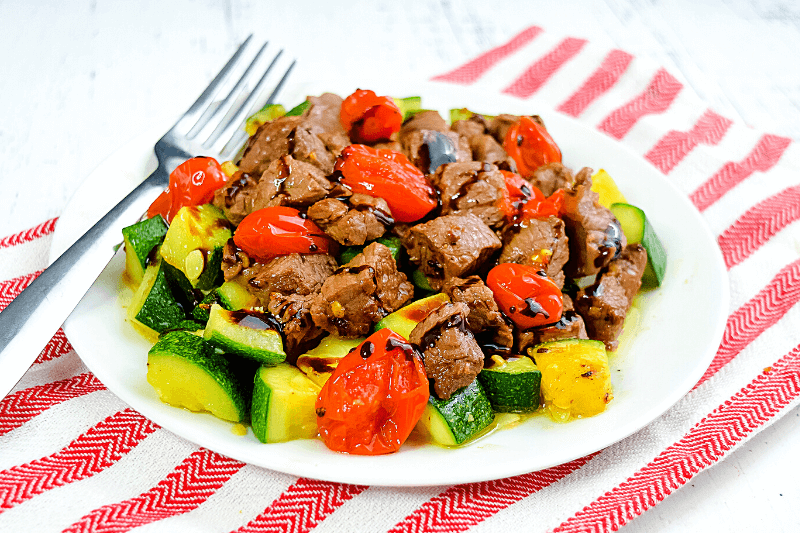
[55,80,729,487]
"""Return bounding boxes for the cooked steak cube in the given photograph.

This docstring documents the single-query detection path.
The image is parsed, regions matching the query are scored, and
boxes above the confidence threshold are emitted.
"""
[575,244,647,350]
[242,253,337,304]
[267,292,325,363]
[430,162,506,229]
[311,242,414,338]
[516,293,588,353]
[409,302,484,400]
[251,155,331,209]
[443,276,514,350]
[398,110,450,144]
[562,168,626,277]
[499,216,569,288]
[403,213,502,286]
[303,93,351,156]
[307,193,393,246]
[528,162,577,197]
[486,113,520,145]
[213,171,260,226]
[238,115,301,176]
[451,118,515,170]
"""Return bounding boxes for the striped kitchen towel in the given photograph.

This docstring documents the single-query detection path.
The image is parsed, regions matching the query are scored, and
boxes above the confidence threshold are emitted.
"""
[1,25,799,532]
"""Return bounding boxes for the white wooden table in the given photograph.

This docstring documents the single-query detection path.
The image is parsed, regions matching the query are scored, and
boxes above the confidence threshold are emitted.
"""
[1,0,798,530]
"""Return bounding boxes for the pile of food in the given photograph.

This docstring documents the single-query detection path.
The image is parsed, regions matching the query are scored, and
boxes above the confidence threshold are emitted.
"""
[122,89,666,455]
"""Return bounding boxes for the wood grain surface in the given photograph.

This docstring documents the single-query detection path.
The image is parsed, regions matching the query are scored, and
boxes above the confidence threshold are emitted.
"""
[1,0,799,531]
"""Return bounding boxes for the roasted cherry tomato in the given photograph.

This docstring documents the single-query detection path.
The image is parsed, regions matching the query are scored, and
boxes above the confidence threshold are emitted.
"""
[315,328,429,455]
[486,263,563,329]
[520,188,565,220]
[340,89,403,143]
[497,170,533,219]
[147,157,228,223]
[233,206,333,262]
[335,144,438,223]
[503,116,562,178]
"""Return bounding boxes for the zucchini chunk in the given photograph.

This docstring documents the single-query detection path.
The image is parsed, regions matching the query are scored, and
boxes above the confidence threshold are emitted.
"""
[245,103,286,136]
[296,336,364,387]
[251,363,321,443]
[122,216,168,287]
[393,96,423,120]
[217,278,259,310]
[147,331,248,423]
[530,339,613,422]
[610,203,667,288]
[160,204,232,290]
[416,379,494,446]
[374,292,450,340]
[203,304,286,364]
[478,355,542,413]
[128,259,193,338]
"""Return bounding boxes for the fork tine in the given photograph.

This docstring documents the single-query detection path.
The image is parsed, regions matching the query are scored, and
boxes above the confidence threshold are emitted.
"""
[207,54,297,158]
[172,35,253,136]
[188,41,270,142]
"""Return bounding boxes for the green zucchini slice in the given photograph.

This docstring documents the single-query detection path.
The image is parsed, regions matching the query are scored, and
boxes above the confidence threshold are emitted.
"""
[296,336,365,387]
[160,204,232,290]
[147,331,248,423]
[251,363,321,443]
[203,304,286,364]
[478,356,542,413]
[416,379,494,446]
[122,216,168,287]
[393,96,423,120]
[128,259,192,337]
[374,292,450,340]
[610,203,667,288]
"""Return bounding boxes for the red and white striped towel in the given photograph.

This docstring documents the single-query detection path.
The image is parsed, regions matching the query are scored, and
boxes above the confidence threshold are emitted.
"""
[2,25,799,532]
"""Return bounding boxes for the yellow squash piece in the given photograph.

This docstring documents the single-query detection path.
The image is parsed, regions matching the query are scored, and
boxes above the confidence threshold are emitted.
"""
[591,169,627,209]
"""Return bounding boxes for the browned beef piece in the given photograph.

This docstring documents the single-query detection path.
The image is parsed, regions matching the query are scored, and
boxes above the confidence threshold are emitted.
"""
[574,244,647,350]
[213,171,260,226]
[311,242,414,338]
[430,162,506,229]
[401,129,471,174]
[303,93,350,155]
[451,119,515,170]
[562,168,626,278]
[238,116,302,176]
[487,114,520,145]
[403,213,502,289]
[443,276,514,350]
[221,238,251,281]
[307,193,393,246]
[529,163,576,197]
[250,155,331,209]
[499,216,569,288]
[409,302,484,400]
[516,293,588,354]
[242,253,337,304]
[398,110,450,143]
[267,293,325,363]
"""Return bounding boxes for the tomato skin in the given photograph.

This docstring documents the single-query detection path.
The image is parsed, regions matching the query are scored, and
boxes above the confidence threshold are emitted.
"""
[340,89,403,143]
[486,263,563,329]
[497,170,533,219]
[520,188,565,220]
[233,206,333,262]
[335,144,438,223]
[503,116,562,178]
[147,157,228,222]
[315,328,429,455]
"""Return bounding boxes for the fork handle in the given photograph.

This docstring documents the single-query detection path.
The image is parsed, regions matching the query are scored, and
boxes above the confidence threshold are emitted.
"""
[0,166,169,399]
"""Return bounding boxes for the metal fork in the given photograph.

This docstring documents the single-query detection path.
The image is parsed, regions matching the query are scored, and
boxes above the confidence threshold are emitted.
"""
[0,37,295,399]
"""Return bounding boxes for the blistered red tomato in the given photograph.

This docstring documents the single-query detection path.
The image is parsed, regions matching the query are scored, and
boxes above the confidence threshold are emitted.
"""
[147,157,228,222]
[233,206,333,262]
[340,89,403,143]
[497,170,532,219]
[486,263,563,329]
[315,328,429,455]
[335,144,438,223]
[503,116,562,178]
[520,188,565,220]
